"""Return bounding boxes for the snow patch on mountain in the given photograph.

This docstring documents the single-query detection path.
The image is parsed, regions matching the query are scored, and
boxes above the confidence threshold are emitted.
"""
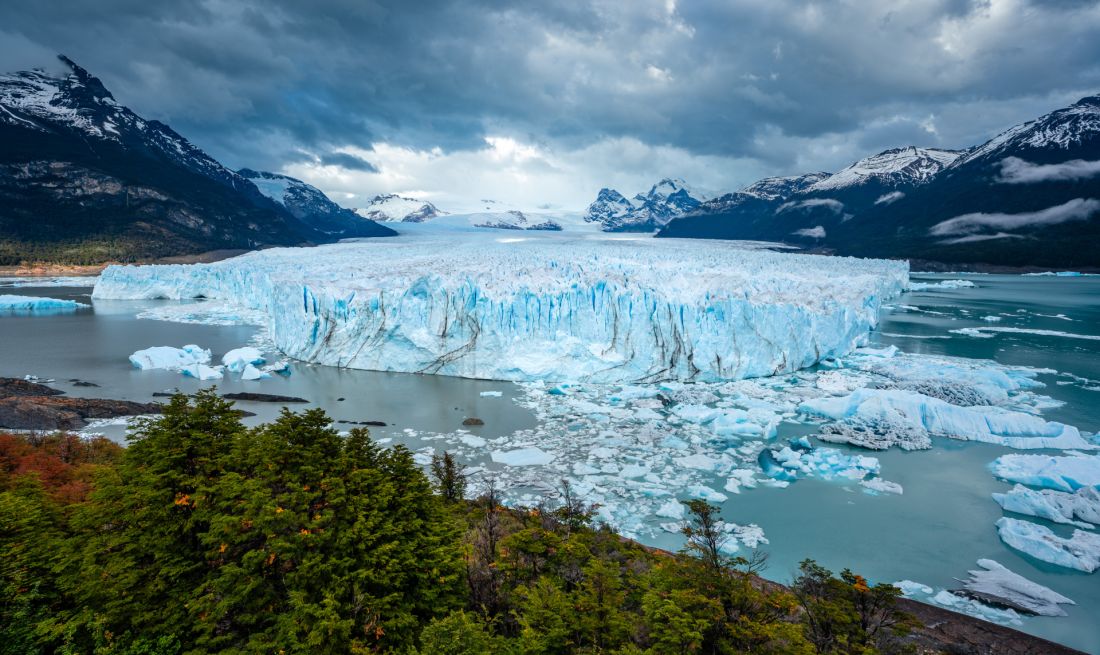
[583,178,704,231]
[356,193,443,223]
[807,147,962,192]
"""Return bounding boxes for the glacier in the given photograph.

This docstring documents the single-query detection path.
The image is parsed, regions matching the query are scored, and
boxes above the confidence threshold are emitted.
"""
[92,233,908,383]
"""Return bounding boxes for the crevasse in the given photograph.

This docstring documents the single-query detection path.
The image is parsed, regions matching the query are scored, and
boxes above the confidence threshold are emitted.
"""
[92,234,908,383]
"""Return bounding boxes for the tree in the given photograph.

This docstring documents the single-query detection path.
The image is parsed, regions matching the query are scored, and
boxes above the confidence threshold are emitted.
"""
[418,610,504,655]
[431,451,468,503]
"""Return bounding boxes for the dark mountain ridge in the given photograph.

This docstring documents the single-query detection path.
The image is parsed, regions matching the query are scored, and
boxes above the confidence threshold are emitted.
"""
[0,55,393,265]
[659,97,1100,268]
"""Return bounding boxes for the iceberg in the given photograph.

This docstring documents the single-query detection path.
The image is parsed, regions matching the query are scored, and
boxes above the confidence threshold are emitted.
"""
[129,345,211,370]
[959,559,1075,617]
[800,388,1092,450]
[221,346,265,373]
[93,232,908,383]
[0,294,88,311]
[995,517,1100,572]
[180,364,224,381]
[993,484,1100,528]
[990,453,1100,493]
[906,279,976,291]
[491,447,554,466]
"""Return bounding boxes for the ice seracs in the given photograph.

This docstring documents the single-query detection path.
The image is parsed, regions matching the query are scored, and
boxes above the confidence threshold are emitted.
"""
[94,231,908,384]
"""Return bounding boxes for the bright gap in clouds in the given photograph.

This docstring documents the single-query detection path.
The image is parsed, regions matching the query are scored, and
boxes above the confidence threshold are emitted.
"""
[282,136,760,214]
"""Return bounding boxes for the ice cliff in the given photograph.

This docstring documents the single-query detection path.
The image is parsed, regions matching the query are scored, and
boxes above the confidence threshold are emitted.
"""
[93,233,908,383]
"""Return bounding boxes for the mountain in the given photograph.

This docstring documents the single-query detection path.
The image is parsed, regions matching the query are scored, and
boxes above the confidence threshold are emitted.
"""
[583,178,704,231]
[660,97,1100,268]
[469,210,562,231]
[237,169,393,236]
[355,193,444,223]
[0,55,393,265]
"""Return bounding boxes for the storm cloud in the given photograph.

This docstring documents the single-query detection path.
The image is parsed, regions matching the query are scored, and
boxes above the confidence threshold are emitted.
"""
[2,0,1099,210]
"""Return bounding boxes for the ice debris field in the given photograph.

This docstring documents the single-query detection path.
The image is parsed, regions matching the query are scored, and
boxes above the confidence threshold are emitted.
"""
[129,344,289,381]
[94,234,909,383]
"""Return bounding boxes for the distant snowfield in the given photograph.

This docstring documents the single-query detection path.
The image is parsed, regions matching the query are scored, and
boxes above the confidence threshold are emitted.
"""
[93,226,907,383]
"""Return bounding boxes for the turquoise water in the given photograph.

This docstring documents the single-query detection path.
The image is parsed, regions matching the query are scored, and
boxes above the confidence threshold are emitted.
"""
[1,273,1097,652]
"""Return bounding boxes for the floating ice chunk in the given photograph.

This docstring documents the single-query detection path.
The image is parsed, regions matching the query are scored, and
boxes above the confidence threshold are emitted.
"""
[759,444,879,483]
[673,453,724,471]
[724,469,758,494]
[894,580,933,596]
[995,517,1100,572]
[982,315,1003,322]
[93,234,908,383]
[479,390,503,397]
[952,327,1100,342]
[907,279,976,291]
[929,590,1022,625]
[222,346,265,373]
[895,579,1022,625]
[993,484,1100,528]
[491,447,554,466]
[673,405,720,424]
[860,478,903,495]
[990,453,1100,493]
[180,364,224,380]
[459,435,487,448]
[0,294,88,311]
[656,499,685,519]
[262,360,291,376]
[687,485,728,503]
[854,345,897,358]
[800,388,1091,450]
[960,559,1075,617]
[241,364,269,381]
[129,344,211,370]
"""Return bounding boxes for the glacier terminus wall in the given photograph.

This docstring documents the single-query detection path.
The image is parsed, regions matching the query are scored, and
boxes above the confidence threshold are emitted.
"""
[93,232,909,383]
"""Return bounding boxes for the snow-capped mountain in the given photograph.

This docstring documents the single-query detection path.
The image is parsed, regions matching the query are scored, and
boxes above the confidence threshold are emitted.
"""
[238,169,374,235]
[660,95,1100,269]
[356,194,443,223]
[952,95,1100,168]
[743,173,832,200]
[0,55,393,264]
[806,147,963,192]
[583,178,704,231]
[469,210,562,231]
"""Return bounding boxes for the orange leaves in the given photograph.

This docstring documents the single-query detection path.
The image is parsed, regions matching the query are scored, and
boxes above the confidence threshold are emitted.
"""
[852,574,870,593]
[173,493,193,507]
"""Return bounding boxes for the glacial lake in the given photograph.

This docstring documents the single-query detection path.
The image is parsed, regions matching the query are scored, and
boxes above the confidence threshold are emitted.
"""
[1,272,1098,653]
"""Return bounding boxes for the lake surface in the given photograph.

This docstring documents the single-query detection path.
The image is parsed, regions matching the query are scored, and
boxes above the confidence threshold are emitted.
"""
[1,272,1098,653]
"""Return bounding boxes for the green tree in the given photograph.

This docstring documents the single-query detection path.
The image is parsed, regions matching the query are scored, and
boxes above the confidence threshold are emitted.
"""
[431,451,468,503]
[418,610,504,655]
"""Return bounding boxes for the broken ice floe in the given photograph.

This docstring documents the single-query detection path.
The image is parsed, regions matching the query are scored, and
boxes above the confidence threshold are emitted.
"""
[957,559,1075,617]
[990,452,1100,493]
[0,294,88,312]
[993,484,1100,528]
[995,517,1100,572]
[906,279,976,291]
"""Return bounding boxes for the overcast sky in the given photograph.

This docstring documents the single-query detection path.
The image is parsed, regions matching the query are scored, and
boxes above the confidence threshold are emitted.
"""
[3,0,1099,212]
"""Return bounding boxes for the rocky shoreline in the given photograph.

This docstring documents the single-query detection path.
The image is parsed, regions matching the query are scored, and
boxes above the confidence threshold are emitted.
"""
[0,377,160,430]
